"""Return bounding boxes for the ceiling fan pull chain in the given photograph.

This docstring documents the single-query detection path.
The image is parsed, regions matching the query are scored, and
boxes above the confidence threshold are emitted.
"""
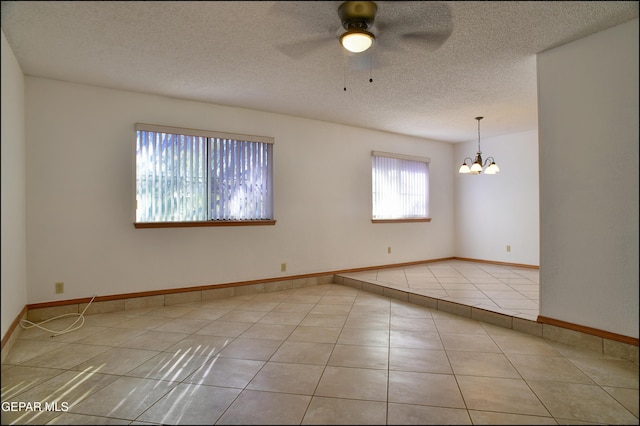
[343,54,348,91]
[369,51,373,83]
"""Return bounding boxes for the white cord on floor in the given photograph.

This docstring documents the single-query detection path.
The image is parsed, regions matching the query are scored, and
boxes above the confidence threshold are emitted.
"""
[19,295,97,337]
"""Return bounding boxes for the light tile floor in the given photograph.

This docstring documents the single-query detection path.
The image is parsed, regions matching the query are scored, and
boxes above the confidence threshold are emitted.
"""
[2,263,638,425]
[337,259,541,321]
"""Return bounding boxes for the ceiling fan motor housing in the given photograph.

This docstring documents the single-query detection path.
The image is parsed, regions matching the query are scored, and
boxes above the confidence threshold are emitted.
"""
[338,1,378,30]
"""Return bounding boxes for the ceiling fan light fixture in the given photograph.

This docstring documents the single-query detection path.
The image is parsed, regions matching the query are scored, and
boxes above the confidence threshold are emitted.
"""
[340,29,374,53]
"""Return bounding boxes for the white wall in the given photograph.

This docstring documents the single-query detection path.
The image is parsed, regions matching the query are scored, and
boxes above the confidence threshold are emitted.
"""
[1,29,28,338]
[537,19,639,338]
[24,77,455,304]
[454,129,540,266]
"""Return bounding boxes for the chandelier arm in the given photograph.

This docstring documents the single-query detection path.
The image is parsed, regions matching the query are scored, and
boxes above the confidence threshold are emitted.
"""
[484,156,496,166]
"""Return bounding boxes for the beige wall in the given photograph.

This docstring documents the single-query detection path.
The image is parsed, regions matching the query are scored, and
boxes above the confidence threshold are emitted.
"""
[538,19,639,338]
[1,29,28,339]
[24,77,455,304]
[454,128,540,265]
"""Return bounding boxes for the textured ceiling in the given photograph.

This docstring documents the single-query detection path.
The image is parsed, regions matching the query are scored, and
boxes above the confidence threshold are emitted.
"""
[1,1,637,142]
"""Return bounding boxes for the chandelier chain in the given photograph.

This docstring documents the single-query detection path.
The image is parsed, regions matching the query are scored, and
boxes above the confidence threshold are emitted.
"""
[476,116,483,153]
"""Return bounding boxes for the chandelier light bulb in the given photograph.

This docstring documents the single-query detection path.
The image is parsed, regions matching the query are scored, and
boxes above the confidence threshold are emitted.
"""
[485,162,500,174]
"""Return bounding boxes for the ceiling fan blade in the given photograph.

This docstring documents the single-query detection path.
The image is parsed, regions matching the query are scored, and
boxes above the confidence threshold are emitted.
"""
[268,1,341,24]
[275,35,336,60]
[400,29,453,52]
[269,1,341,60]
[365,23,404,53]
[375,1,453,52]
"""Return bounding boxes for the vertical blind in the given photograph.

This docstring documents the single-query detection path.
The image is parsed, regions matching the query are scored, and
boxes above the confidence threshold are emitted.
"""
[136,124,273,223]
[210,137,273,221]
[372,151,430,220]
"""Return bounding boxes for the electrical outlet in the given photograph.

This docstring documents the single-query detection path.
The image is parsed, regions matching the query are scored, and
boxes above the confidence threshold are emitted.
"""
[506,245,511,252]
[387,246,392,254]
[55,282,64,294]
[281,263,286,272]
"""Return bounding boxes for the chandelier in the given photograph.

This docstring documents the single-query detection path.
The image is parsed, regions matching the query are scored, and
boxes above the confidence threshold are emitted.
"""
[458,116,500,175]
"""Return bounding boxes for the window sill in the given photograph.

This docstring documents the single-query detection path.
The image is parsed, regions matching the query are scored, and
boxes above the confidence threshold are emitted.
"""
[371,218,432,224]
[134,220,277,229]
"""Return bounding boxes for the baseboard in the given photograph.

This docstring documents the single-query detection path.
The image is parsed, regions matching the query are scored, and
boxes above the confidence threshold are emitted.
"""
[538,315,638,346]
[26,272,341,311]
[1,305,27,361]
[453,256,540,269]
[25,258,457,311]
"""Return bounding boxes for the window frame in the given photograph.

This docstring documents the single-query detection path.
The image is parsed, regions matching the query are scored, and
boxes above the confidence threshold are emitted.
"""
[371,150,432,223]
[134,123,275,228]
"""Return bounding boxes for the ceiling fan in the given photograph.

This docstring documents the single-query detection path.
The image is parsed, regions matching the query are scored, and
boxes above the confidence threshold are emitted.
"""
[272,1,453,63]
[337,1,379,53]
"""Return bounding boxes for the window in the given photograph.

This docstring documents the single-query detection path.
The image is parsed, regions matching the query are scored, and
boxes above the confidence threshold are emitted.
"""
[371,151,431,222]
[135,124,274,227]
